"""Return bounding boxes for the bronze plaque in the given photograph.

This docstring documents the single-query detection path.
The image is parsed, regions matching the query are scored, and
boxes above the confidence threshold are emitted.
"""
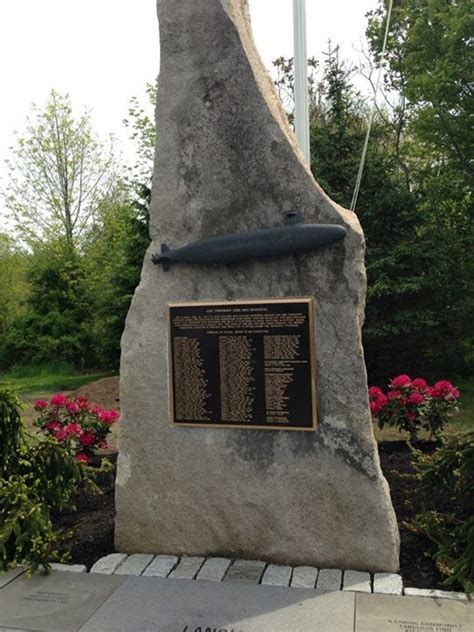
[168,298,317,431]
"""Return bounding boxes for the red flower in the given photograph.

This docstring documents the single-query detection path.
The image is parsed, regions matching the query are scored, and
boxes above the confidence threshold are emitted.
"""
[405,412,416,422]
[432,380,460,400]
[45,421,60,432]
[408,392,425,405]
[390,375,412,389]
[64,423,82,437]
[98,409,119,424]
[75,453,89,464]
[66,402,80,414]
[55,427,67,441]
[74,396,90,410]
[79,431,96,447]
[388,390,399,400]
[369,386,383,398]
[50,393,68,407]
[33,399,48,410]
[412,378,428,390]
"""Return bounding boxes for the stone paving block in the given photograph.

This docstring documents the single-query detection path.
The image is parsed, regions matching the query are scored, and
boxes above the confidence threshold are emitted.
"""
[50,563,87,573]
[224,559,266,584]
[0,567,24,590]
[114,554,154,576]
[355,592,473,631]
[404,587,469,601]
[373,573,403,595]
[80,575,356,631]
[90,553,128,575]
[196,557,231,582]
[291,566,318,589]
[168,556,205,580]
[261,564,292,587]
[0,570,123,631]
[316,568,342,592]
[343,570,371,593]
[142,555,178,578]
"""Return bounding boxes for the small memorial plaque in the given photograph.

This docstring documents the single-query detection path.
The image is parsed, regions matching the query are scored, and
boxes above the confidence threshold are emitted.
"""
[168,298,317,430]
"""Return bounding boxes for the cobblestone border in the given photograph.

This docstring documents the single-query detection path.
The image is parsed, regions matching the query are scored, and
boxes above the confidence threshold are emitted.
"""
[81,554,469,601]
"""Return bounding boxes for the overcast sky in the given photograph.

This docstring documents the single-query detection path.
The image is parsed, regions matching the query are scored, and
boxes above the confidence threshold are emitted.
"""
[0,0,379,209]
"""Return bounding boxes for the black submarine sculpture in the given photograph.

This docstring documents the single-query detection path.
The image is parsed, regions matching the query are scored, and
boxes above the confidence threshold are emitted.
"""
[152,210,346,271]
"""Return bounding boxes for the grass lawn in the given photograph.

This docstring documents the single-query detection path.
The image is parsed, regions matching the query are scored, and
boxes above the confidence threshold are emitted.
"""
[0,363,115,431]
[374,374,474,442]
[0,365,113,397]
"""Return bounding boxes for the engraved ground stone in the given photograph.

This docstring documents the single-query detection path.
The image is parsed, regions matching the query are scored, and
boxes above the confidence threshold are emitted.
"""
[114,553,154,575]
[168,556,205,579]
[373,573,403,595]
[404,587,469,601]
[115,0,399,571]
[142,555,178,577]
[0,572,123,631]
[80,575,356,632]
[354,592,473,631]
[261,564,292,587]
[224,559,266,584]
[0,567,24,590]
[291,566,318,589]
[196,557,232,581]
[90,553,127,575]
[343,570,371,593]
[316,568,342,592]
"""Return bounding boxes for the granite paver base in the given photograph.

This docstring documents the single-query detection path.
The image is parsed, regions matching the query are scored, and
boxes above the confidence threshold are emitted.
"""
[0,567,471,631]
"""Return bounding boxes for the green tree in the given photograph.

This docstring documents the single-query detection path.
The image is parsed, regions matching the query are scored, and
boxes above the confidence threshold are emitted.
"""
[4,248,95,369]
[367,0,474,377]
[83,184,149,368]
[2,90,117,253]
[0,235,30,367]
[367,0,473,182]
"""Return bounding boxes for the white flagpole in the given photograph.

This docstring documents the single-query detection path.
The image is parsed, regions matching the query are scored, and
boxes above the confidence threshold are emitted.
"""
[293,0,310,164]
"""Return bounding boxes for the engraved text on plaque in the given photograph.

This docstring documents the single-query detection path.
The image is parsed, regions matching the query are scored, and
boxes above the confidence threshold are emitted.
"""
[168,298,317,430]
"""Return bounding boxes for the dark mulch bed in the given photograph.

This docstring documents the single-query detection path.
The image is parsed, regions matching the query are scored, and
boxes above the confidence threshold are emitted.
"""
[53,442,453,589]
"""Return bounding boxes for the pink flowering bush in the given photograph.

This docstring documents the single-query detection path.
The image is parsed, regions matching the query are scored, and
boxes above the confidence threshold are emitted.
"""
[33,393,119,464]
[369,375,461,440]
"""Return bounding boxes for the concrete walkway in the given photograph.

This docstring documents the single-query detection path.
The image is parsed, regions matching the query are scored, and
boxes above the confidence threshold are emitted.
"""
[0,560,471,631]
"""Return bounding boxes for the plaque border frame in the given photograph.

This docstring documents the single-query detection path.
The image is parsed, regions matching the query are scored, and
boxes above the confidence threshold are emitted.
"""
[167,297,317,431]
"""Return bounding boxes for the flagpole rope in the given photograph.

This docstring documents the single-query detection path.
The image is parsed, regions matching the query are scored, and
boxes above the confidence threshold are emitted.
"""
[350,0,394,212]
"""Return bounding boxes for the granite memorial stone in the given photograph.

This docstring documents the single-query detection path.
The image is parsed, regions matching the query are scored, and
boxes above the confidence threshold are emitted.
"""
[115,0,399,571]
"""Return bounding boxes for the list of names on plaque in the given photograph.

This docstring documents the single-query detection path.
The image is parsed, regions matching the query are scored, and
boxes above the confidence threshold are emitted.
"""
[168,298,317,431]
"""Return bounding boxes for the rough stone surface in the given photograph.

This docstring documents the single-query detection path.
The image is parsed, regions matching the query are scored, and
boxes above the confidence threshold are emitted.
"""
[404,587,469,601]
[343,570,371,593]
[114,554,154,576]
[373,572,403,595]
[224,559,266,584]
[291,566,318,589]
[50,563,87,573]
[168,556,205,579]
[196,557,232,581]
[317,569,343,592]
[142,555,178,577]
[115,0,399,572]
[90,553,127,575]
[261,564,292,586]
